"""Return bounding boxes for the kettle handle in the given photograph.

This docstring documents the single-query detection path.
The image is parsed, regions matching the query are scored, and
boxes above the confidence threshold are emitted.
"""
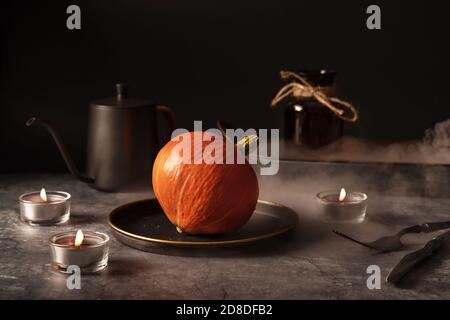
[156,105,176,141]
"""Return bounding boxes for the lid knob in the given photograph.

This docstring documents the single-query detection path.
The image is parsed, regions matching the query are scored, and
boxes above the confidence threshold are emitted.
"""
[116,83,128,101]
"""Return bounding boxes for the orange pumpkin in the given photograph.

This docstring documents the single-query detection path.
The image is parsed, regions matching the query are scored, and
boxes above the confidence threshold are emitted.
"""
[152,131,259,234]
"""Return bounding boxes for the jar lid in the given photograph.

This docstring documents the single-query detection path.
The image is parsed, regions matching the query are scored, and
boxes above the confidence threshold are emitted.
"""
[90,83,153,109]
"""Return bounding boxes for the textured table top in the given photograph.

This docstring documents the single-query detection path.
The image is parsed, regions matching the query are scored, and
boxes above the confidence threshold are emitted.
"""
[1,164,449,299]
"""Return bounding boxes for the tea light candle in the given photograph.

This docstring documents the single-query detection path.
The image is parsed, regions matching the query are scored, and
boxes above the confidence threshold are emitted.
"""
[19,188,71,225]
[49,230,110,274]
[316,188,367,223]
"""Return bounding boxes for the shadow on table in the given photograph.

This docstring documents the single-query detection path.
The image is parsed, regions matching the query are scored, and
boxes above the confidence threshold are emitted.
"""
[103,257,152,276]
[69,212,108,225]
[112,215,328,258]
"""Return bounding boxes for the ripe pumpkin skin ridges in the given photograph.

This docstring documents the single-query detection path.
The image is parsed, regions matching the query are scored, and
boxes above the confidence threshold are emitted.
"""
[152,131,259,235]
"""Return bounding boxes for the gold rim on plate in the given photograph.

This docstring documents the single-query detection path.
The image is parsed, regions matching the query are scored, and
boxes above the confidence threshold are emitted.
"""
[108,199,298,246]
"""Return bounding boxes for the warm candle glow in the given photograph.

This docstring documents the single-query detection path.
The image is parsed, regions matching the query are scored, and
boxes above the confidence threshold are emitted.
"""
[74,229,84,248]
[40,188,47,202]
[339,188,346,202]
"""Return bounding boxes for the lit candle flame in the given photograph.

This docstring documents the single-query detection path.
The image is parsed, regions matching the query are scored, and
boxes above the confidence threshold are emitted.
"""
[40,188,47,202]
[339,188,346,202]
[74,229,84,248]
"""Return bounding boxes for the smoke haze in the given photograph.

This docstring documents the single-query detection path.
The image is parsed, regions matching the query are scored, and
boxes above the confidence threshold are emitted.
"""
[281,118,450,165]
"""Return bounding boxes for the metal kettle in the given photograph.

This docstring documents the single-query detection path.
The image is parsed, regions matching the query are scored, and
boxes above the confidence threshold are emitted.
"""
[26,83,175,191]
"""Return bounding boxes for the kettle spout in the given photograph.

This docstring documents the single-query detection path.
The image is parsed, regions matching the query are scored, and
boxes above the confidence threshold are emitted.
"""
[26,117,94,184]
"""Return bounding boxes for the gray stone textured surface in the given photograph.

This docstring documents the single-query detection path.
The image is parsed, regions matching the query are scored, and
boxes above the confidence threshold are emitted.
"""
[0,163,449,299]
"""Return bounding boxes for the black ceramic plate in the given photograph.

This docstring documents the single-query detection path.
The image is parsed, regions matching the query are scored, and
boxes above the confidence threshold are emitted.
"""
[108,199,298,250]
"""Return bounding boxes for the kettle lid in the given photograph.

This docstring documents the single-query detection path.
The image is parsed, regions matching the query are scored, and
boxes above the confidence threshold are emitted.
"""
[90,83,153,109]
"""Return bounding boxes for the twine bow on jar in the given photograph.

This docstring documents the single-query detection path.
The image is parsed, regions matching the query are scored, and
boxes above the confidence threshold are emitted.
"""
[271,71,359,122]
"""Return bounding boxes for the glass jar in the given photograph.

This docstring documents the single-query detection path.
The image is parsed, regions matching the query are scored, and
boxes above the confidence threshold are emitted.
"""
[283,69,343,149]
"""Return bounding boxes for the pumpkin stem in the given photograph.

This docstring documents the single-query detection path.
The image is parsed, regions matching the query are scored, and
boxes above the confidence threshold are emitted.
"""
[176,226,184,234]
[237,135,258,157]
[237,135,258,148]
